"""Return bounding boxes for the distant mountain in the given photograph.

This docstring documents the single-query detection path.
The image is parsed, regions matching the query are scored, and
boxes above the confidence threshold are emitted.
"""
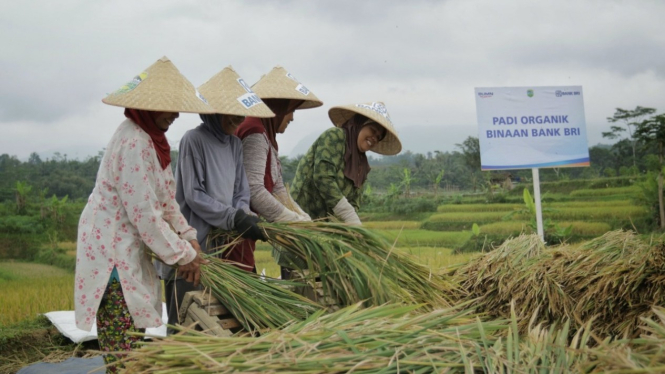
[288,125,475,159]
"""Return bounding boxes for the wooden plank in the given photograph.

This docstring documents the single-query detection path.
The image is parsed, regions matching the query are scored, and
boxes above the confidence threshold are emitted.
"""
[192,291,222,307]
[205,304,229,316]
[218,318,241,330]
[178,291,197,324]
[187,303,233,337]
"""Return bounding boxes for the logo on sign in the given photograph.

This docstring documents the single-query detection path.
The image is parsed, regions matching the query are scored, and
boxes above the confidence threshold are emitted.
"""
[527,89,534,98]
[555,90,581,97]
[478,92,493,98]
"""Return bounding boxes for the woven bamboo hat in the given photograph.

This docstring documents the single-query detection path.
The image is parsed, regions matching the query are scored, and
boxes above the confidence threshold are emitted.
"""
[102,56,215,114]
[197,66,275,118]
[328,102,402,155]
[251,66,323,110]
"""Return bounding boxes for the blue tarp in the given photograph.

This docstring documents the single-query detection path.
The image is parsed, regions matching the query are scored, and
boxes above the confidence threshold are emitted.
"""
[17,356,105,374]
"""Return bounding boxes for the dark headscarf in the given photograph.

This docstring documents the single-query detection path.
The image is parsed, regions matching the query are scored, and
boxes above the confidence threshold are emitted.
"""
[261,99,304,151]
[124,108,171,169]
[342,114,373,188]
[200,114,231,144]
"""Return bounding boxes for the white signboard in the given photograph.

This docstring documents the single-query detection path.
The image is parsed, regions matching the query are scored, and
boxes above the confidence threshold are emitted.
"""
[474,86,589,170]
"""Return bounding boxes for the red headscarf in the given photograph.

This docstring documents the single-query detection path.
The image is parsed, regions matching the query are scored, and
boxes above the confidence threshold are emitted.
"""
[124,108,171,170]
[260,99,304,151]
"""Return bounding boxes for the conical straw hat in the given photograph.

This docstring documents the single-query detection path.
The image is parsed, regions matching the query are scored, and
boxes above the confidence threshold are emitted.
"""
[328,102,402,155]
[251,66,323,109]
[102,56,215,114]
[197,66,274,118]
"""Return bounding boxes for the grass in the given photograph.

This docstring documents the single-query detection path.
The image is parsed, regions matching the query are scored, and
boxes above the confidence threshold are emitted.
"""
[546,200,633,208]
[479,221,612,236]
[57,241,77,256]
[376,229,472,248]
[362,221,421,230]
[427,211,513,223]
[0,261,74,326]
[570,186,640,197]
[437,203,521,213]
[397,246,478,269]
[255,243,279,278]
[543,206,648,220]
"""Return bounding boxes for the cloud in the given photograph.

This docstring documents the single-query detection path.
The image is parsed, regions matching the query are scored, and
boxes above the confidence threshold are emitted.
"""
[1,0,665,160]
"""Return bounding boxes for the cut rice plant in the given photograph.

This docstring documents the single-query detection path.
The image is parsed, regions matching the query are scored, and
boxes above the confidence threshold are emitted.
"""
[122,303,505,373]
[124,302,663,373]
[220,222,461,310]
[454,230,665,338]
[198,256,324,332]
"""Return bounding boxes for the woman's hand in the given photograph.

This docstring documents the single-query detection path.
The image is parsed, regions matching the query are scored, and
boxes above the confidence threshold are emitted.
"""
[178,240,209,287]
[333,197,361,225]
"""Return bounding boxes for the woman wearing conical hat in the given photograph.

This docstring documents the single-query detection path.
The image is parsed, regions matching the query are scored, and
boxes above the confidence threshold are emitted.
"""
[235,66,322,223]
[157,66,275,329]
[291,102,402,225]
[74,57,213,372]
[235,66,322,279]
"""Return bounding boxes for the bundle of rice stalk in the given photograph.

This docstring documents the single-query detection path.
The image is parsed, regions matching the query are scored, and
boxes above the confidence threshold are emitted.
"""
[122,303,508,373]
[199,256,324,332]
[452,234,552,326]
[561,230,665,338]
[226,221,461,309]
[582,307,665,372]
[456,230,665,339]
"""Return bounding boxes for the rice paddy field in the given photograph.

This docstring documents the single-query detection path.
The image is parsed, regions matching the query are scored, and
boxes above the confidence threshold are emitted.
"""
[2,179,664,373]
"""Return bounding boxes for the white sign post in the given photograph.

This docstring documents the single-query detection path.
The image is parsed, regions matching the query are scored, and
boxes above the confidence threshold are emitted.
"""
[474,86,589,242]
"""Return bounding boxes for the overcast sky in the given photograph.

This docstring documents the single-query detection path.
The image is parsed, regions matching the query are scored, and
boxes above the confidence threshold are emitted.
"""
[2,0,664,161]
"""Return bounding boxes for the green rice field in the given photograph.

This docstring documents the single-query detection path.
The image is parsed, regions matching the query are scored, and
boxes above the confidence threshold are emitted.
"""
[0,262,74,326]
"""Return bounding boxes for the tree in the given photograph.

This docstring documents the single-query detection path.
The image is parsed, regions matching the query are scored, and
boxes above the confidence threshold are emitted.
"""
[433,169,445,195]
[401,168,413,198]
[634,113,665,229]
[14,181,32,214]
[455,136,481,171]
[604,106,656,167]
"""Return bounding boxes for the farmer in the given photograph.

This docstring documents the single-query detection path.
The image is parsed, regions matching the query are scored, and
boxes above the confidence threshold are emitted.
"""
[235,66,322,279]
[156,66,274,328]
[74,56,212,372]
[291,102,402,225]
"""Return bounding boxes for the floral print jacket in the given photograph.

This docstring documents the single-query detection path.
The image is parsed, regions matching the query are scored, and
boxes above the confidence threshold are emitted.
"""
[75,119,197,331]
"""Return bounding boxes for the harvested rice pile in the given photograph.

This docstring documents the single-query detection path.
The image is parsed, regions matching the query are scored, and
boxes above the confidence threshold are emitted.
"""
[454,230,665,338]
[121,303,665,373]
